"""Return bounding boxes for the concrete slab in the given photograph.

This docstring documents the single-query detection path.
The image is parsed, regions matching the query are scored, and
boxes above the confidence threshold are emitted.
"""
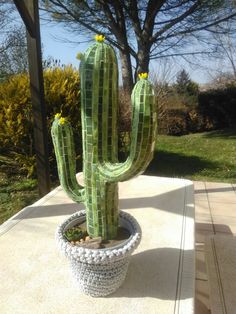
[195,229,215,244]
[195,279,210,314]
[213,223,234,235]
[193,182,208,202]
[196,222,214,232]
[0,175,195,314]
[194,181,236,313]
[195,201,212,223]
[212,215,236,235]
[195,250,208,281]
[205,182,236,204]
[210,202,236,217]
[205,235,236,314]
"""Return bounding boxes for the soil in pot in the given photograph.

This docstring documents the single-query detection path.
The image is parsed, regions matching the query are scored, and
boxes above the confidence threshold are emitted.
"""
[64,220,130,249]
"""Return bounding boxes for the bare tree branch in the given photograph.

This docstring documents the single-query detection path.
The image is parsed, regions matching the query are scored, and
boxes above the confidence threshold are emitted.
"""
[40,0,236,91]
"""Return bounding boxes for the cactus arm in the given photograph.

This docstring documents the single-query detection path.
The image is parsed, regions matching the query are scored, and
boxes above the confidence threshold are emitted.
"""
[98,79,157,182]
[51,118,85,203]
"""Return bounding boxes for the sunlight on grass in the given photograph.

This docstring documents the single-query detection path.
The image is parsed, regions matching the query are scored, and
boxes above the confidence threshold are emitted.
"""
[0,172,38,224]
[146,128,236,183]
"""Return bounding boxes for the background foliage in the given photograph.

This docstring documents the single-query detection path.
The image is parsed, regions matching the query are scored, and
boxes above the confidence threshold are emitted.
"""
[198,84,236,129]
[0,65,235,177]
[156,71,236,136]
[0,65,82,177]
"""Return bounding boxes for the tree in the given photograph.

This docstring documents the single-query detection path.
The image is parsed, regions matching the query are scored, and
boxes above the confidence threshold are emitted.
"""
[41,0,236,93]
[174,69,199,108]
[176,69,199,95]
[0,1,28,80]
[0,26,28,80]
[212,20,236,79]
[0,1,14,30]
[176,70,191,93]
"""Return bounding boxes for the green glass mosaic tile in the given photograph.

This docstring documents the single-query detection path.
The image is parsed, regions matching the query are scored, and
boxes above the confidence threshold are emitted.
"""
[51,40,157,240]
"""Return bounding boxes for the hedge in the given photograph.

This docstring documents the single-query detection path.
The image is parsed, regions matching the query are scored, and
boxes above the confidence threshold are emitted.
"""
[198,85,236,129]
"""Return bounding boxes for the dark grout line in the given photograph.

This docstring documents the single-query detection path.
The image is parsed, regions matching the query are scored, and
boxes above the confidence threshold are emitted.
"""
[195,277,208,282]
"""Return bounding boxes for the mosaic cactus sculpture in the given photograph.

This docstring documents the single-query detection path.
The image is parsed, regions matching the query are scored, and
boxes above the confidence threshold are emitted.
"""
[51,36,157,240]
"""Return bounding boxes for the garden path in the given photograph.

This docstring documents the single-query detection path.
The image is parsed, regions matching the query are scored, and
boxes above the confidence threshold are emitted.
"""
[194,181,236,313]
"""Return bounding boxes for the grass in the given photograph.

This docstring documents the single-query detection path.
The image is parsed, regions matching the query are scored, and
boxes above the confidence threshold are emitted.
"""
[0,128,235,225]
[146,128,236,183]
[0,156,39,224]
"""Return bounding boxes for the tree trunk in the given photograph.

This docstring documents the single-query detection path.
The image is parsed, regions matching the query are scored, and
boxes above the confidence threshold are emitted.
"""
[119,49,134,95]
[135,44,151,81]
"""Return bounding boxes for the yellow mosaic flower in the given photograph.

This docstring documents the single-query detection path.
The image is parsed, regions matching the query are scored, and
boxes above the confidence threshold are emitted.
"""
[95,34,105,42]
[55,113,61,119]
[138,72,148,79]
[59,117,66,125]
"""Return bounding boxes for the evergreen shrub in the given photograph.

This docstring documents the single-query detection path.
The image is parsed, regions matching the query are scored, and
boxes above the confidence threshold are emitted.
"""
[198,85,236,129]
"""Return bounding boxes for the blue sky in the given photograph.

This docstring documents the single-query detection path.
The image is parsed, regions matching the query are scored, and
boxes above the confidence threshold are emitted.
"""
[40,21,213,85]
[40,22,85,67]
[8,2,232,85]
[37,14,229,85]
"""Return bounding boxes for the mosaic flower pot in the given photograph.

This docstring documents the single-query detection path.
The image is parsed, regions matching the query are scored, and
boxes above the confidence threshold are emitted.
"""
[56,210,141,297]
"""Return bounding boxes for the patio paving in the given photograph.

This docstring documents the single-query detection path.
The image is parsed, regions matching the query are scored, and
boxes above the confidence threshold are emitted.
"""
[194,181,236,314]
[0,175,195,314]
[0,176,235,313]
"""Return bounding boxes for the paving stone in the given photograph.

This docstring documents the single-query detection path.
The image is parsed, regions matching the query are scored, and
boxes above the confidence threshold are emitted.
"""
[196,222,214,232]
[205,182,236,203]
[210,202,236,217]
[196,229,215,244]
[205,235,236,314]
[196,250,208,281]
[194,182,208,201]
[195,279,210,314]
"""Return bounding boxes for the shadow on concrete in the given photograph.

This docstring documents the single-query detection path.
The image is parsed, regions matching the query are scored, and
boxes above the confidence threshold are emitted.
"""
[108,247,194,300]
[195,187,235,194]
[15,184,193,220]
[145,151,218,178]
[196,222,233,234]
[120,186,193,217]
[195,298,210,314]
[10,203,81,221]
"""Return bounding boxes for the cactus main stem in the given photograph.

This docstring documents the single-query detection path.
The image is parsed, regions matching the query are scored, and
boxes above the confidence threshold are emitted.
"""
[80,42,119,239]
[85,176,118,239]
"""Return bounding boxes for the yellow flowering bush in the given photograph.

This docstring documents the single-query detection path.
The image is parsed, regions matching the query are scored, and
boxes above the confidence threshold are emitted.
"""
[0,65,82,177]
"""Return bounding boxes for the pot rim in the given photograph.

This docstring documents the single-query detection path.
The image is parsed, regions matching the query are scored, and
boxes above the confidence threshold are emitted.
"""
[56,210,141,264]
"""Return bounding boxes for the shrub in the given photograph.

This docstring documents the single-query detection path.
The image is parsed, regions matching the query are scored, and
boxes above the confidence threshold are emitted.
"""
[198,85,236,129]
[159,109,188,135]
[186,109,215,133]
[155,79,236,135]
[0,74,32,154]
[0,65,81,177]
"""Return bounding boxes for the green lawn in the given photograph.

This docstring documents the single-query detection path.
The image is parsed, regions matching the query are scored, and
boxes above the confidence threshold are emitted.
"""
[0,128,236,225]
[0,156,39,224]
[146,128,236,183]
